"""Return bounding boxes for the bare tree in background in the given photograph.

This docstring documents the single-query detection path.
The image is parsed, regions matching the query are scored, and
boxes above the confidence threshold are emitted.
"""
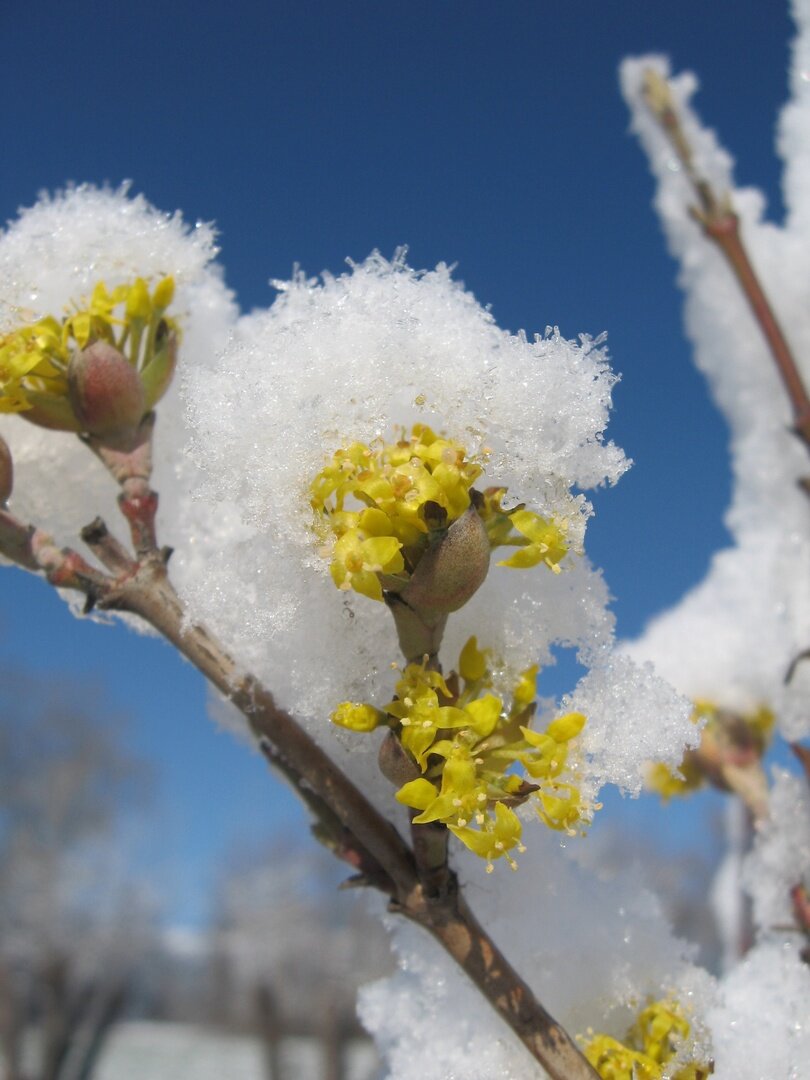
[211,840,392,1080]
[0,669,155,1080]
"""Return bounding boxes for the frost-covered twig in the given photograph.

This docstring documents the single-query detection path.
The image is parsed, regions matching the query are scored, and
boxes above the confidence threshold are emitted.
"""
[642,68,810,449]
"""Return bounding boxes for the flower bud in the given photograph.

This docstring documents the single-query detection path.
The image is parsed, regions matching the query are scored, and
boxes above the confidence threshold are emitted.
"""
[125,277,151,322]
[0,433,12,503]
[401,506,490,615]
[67,342,146,441]
[151,275,175,311]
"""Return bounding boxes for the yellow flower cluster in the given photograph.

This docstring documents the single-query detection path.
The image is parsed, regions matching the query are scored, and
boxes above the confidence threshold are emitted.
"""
[310,424,482,601]
[584,999,712,1080]
[480,486,569,572]
[310,425,571,603]
[0,276,178,424]
[647,700,774,800]
[332,637,587,870]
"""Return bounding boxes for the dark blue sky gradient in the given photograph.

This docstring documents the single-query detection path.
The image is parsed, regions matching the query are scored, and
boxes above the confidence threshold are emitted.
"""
[0,1,793,925]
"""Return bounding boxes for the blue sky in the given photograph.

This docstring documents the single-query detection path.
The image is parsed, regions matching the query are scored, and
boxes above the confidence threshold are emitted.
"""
[0,1,793,927]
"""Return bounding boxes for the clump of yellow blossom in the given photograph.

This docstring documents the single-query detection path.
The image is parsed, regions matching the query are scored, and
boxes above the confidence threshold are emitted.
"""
[331,636,588,870]
[0,276,178,431]
[647,700,774,801]
[310,425,572,604]
[584,998,713,1080]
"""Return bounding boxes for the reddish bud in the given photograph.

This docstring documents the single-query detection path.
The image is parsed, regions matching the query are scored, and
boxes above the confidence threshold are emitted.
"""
[378,730,420,788]
[68,342,146,441]
[402,506,490,615]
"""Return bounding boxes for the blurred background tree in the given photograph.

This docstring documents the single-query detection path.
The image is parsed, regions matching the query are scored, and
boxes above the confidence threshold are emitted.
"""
[0,671,155,1080]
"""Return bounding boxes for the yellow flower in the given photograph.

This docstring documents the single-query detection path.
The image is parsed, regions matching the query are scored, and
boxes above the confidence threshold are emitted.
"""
[459,635,488,683]
[312,426,576,616]
[512,663,539,709]
[329,528,404,602]
[0,275,179,432]
[315,428,472,546]
[331,702,384,732]
[497,509,568,572]
[386,683,467,770]
[0,319,67,414]
[394,648,589,847]
[397,745,488,828]
[449,801,524,871]
[633,1000,691,1064]
[646,759,703,800]
[584,1035,661,1080]
[584,999,712,1080]
[329,640,590,863]
[519,711,586,831]
[311,425,480,544]
[647,700,774,801]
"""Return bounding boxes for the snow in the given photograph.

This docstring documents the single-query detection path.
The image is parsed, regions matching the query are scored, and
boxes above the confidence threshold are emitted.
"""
[620,21,810,737]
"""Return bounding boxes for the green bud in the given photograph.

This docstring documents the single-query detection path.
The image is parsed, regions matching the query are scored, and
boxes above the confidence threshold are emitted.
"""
[20,391,83,433]
[141,325,178,410]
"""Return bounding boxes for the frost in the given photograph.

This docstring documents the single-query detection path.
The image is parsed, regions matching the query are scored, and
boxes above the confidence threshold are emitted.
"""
[744,768,810,939]
[565,654,696,799]
[360,832,715,1080]
[620,33,810,738]
[0,183,238,573]
[708,942,810,1079]
[3,7,810,1075]
[177,251,667,810]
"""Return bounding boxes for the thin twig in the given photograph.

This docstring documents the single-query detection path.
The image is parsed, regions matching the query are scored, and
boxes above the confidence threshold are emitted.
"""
[81,551,598,1079]
[10,535,597,1075]
[642,69,810,449]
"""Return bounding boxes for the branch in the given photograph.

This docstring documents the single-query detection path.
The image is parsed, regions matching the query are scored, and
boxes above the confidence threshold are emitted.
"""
[642,69,810,451]
[2,515,595,1078]
[0,408,598,1077]
[126,562,600,1077]
[100,555,596,1078]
